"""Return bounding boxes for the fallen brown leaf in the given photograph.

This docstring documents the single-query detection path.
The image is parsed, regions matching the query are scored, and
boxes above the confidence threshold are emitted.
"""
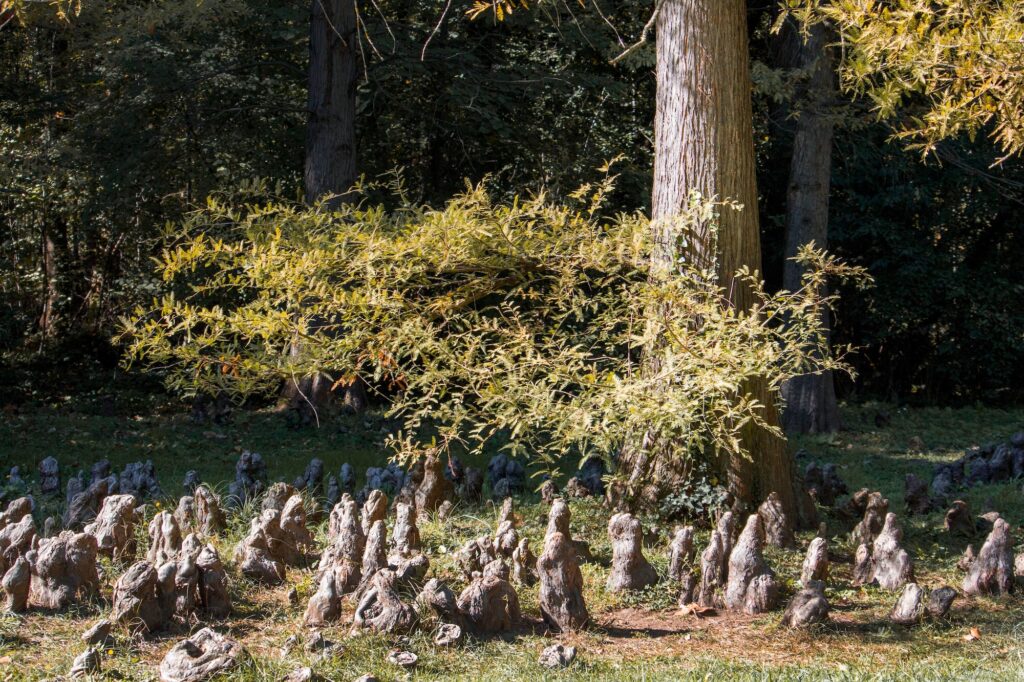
[679,604,716,617]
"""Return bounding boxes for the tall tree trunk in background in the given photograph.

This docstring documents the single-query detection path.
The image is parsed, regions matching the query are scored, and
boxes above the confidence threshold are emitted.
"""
[281,0,364,424]
[620,0,809,522]
[305,0,358,206]
[777,23,840,434]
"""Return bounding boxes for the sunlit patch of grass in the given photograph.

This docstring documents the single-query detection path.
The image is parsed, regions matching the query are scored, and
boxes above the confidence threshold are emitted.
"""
[2,403,1024,679]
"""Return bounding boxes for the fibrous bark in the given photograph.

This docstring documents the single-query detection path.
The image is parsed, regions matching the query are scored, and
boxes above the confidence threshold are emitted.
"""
[850,492,888,547]
[28,531,99,609]
[889,582,924,625]
[607,513,657,592]
[352,568,417,634]
[724,514,779,614]
[780,579,828,627]
[147,511,182,566]
[159,628,246,682]
[667,526,695,583]
[415,454,454,514]
[800,536,829,585]
[456,574,521,634]
[511,538,536,586]
[620,0,803,517]
[234,509,288,584]
[494,497,518,557]
[360,490,388,536]
[944,500,975,537]
[2,557,29,612]
[698,531,726,608]
[537,519,588,631]
[390,502,421,561]
[872,513,914,591]
[963,517,1014,596]
[758,492,795,549]
[85,494,137,560]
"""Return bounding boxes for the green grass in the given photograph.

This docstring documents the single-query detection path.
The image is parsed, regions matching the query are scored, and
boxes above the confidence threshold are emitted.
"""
[1,400,1023,680]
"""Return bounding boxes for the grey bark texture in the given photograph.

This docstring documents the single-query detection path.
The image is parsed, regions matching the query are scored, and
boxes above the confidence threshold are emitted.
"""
[800,536,829,586]
[871,513,914,591]
[781,579,828,627]
[724,514,779,614]
[537,504,588,631]
[159,628,245,682]
[777,22,840,435]
[619,0,803,519]
[607,513,657,592]
[963,517,1014,596]
[456,574,521,634]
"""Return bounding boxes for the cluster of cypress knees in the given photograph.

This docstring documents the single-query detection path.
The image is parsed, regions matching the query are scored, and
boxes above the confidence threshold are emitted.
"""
[0,447,1021,681]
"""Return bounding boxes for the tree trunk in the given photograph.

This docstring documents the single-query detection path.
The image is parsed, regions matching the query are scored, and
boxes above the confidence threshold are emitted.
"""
[304,0,358,207]
[621,0,805,521]
[283,0,362,421]
[777,23,840,435]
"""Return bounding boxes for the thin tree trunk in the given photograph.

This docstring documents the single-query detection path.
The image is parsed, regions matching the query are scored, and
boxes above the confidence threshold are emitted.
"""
[281,0,362,422]
[621,0,807,521]
[37,222,57,341]
[305,0,358,206]
[778,24,840,435]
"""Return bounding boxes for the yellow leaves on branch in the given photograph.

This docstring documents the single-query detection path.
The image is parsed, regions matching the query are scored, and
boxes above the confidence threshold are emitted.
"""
[782,0,1024,161]
[119,174,867,474]
[465,0,529,22]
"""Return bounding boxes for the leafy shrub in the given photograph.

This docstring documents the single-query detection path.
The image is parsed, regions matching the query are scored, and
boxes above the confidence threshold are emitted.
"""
[120,178,864,481]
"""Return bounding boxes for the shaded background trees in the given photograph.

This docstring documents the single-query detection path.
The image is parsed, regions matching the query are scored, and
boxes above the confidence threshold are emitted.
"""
[1,0,1021,414]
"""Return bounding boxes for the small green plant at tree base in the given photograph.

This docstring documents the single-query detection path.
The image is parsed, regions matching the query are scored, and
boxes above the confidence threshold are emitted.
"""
[119,173,869,494]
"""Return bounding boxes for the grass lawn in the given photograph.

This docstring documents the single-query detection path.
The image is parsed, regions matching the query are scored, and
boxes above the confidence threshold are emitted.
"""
[0,400,1022,680]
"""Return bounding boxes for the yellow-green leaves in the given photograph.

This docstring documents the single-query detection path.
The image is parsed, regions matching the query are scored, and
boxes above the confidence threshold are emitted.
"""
[783,0,1024,160]
[120,184,864,476]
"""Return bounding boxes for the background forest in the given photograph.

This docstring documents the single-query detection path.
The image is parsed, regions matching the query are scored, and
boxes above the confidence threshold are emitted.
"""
[2,0,1022,413]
